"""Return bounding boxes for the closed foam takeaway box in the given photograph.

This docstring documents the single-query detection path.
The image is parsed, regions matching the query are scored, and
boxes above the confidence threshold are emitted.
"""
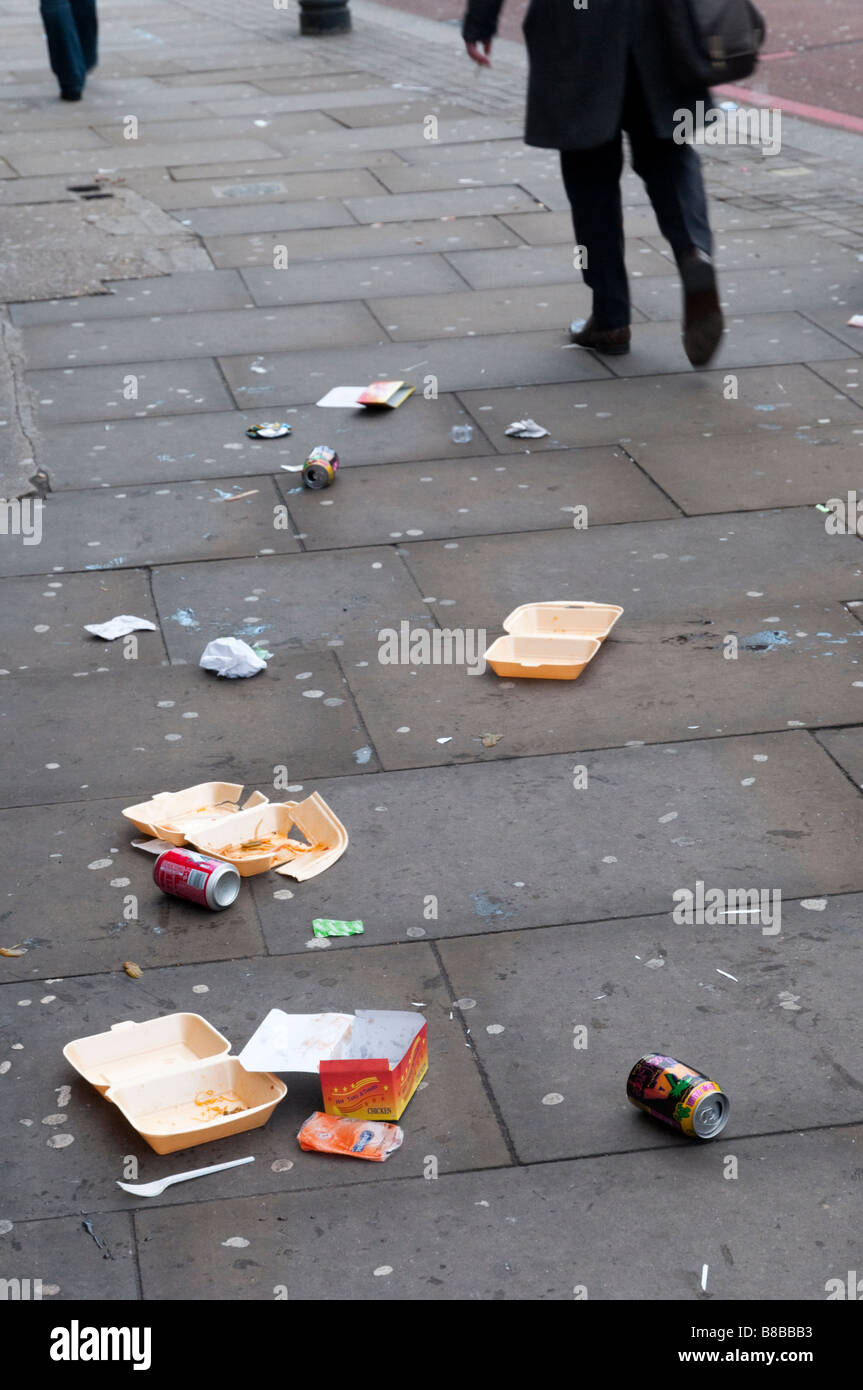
[238,1009,428,1122]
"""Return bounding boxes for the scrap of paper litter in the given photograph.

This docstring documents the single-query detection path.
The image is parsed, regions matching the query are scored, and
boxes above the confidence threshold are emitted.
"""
[505,418,550,438]
[312,918,364,938]
[84,615,158,641]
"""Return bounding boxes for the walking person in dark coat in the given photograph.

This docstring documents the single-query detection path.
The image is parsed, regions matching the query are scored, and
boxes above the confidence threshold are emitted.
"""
[462,0,723,367]
[40,0,98,101]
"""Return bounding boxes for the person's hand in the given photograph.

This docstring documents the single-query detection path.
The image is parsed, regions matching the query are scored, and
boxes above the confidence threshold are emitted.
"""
[465,39,492,67]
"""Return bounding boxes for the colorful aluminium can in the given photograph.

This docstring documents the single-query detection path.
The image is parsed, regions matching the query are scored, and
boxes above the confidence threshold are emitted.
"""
[626,1053,729,1139]
[153,847,240,911]
[302,445,338,490]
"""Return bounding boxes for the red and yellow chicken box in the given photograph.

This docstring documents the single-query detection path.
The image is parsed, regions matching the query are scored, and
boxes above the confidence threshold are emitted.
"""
[238,1009,427,1123]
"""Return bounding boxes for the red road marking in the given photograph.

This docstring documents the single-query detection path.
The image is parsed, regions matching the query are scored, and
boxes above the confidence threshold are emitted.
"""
[716,82,863,134]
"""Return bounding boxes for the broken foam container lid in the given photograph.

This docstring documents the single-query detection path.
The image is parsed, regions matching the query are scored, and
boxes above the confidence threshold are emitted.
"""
[122,782,269,846]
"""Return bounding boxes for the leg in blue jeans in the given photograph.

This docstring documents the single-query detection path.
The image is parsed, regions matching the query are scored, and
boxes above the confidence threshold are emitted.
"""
[40,0,98,98]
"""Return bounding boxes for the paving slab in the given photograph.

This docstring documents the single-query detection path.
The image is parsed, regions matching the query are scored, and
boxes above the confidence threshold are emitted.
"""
[0,945,510,1221]
[809,359,863,400]
[438,895,863,1163]
[797,304,863,354]
[0,569,167,674]
[645,225,857,273]
[9,270,252,326]
[200,88,432,120]
[444,241,673,292]
[0,794,266,982]
[131,1125,861,1300]
[624,426,863,514]
[127,166,386,211]
[817,727,863,789]
[168,199,360,238]
[320,100,480,129]
[241,253,467,306]
[1,657,375,807]
[39,396,497,489]
[280,447,677,550]
[204,214,521,267]
[0,477,298,579]
[166,149,406,180]
[90,112,347,147]
[343,185,543,223]
[456,365,863,451]
[150,548,434,662]
[339,603,863,769]
[397,509,863,629]
[26,358,234,426]
[247,732,863,953]
[0,1211,138,1301]
[219,327,612,407]
[366,283,657,342]
[603,312,856,378]
[9,138,285,177]
[253,72,394,96]
[631,264,863,322]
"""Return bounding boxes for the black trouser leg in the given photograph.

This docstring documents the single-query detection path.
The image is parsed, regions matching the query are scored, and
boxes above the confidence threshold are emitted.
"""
[623,69,712,260]
[559,135,630,330]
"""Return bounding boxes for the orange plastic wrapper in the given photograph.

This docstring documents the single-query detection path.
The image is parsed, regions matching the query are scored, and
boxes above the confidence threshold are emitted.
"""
[297,1111,403,1162]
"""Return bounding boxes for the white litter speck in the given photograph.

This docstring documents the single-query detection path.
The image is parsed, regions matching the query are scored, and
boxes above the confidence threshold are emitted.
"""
[41,1114,68,1126]
[56,1085,71,1108]
[373,1265,393,1277]
[47,1133,74,1148]
[542,1093,564,1105]
[110,877,131,887]
[658,811,678,823]
[602,856,618,864]
[221,1237,249,1248]
[157,700,175,708]
[0,1221,12,1236]
[192,984,209,994]
[740,777,755,786]
[306,937,330,949]
[41,996,56,1004]
[406,926,426,938]
[486,1024,505,1035]
[645,958,665,969]
[18,1000,31,1007]
[271,1159,294,1173]
[302,689,324,699]
[505,418,549,438]
[273,889,294,900]
[436,736,452,744]
[778,991,802,1011]
[800,899,827,911]
[716,969,738,982]
[454,997,476,1010]
[701,1264,709,1291]
[746,591,764,598]
[753,754,768,762]
[397,726,410,733]
[87,858,113,870]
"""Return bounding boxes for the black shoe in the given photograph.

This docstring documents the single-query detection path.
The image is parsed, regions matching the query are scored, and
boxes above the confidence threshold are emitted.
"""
[60,89,82,101]
[680,249,723,368]
[569,316,631,355]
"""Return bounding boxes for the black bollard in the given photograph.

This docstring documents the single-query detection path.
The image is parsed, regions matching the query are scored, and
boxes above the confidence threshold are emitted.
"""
[298,0,351,34]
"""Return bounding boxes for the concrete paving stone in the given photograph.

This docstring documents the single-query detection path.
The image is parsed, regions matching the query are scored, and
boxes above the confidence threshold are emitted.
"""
[167,149,406,180]
[0,945,509,1222]
[0,569,167,674]
[281,446,677,550]
[151,548,434,663]
[340,603,863,770]
[624,426,863,514]
[817,727,863,789]
[1,656,376,808]
[457,364,863,452]
[25,358,234,426]
[0,127,111,155]
[646,226,857,272]
[10,138,284,177]
[194,116,525,163]
[0,1212,138,1300]
[0,477,298,579]
[796,304,863,353]
[248,732,863,954]
[126,166,386,211]
[603,312,856,379]
[342,185,543,223]
[253,72,394,96]
[200,88,423,120]
[21,301,382,371]
[241,253,467,306]
[9,270,252,327]
[156,66,343,88]
[170,199,358,237]
[132,1125,860,1300]
[38,396,496,489]
[219,326,612,406]
[403,137,533,167]
[0,174,82,204]
[500,208,664,248]
[318,100,480,129]
[367,283,626,341]
[350,152,557,196]
[0,97,221,133]
[398,509,863,630]
[0,794,267,982]
[444,242,679,293]
[631,264,863,322]
[90,112,347,147]
[809,360,863,400]
[204,214,520,267]
[438,894,863,1163]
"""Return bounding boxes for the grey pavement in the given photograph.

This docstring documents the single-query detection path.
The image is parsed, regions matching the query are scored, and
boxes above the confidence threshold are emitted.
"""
[0,0,862,1308]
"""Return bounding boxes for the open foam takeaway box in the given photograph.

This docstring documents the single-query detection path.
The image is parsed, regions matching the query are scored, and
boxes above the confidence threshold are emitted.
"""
[239,1010,428,1122]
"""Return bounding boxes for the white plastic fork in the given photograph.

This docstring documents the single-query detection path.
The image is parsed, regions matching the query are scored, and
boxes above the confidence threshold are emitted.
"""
[116,1155,254,1197]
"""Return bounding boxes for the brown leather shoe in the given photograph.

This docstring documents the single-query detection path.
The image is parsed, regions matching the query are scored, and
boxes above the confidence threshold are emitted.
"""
[680,249,724,368]
[569,317,631,355]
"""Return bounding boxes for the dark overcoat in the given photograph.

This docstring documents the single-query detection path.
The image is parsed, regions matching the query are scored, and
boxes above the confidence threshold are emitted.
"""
[462,0,708,151]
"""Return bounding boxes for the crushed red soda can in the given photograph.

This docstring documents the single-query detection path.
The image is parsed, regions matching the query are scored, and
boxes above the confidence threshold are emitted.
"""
[297,1111,403,1161]
[153,847,240,911]
[302,445,338,490]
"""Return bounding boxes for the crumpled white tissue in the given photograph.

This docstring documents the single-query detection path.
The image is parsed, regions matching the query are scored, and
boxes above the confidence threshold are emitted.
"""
[200,636,267,678]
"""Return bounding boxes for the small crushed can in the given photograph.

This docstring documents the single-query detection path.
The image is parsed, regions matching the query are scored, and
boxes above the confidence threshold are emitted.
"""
[626,1052,729,1139]
[153,847,240,911]
[302,445,338,490]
